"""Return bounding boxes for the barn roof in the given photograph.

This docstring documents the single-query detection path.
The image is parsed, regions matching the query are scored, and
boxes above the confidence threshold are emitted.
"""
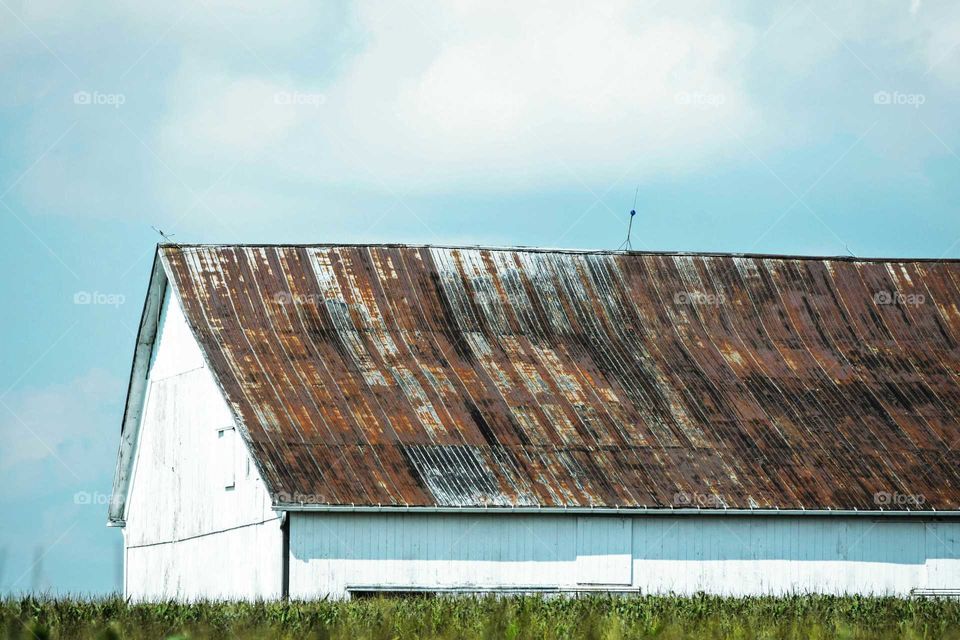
[127,244,960,516]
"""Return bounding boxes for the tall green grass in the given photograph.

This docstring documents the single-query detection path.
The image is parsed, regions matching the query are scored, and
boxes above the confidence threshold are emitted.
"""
[3,594,960,639]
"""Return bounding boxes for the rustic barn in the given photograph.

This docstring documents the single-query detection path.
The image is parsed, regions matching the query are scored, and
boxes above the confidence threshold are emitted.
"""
[108,244,960,600]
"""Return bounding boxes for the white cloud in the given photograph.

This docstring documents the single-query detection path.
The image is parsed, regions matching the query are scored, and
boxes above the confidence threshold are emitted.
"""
[0,368,123,491]
[5,0,333,56]
[6,0,960,220]
[159,68,306,158]
[158,1,759,192]
[917,7,960,84]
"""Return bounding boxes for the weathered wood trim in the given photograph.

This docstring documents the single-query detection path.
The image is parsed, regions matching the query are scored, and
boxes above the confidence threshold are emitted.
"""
[281,513,290,600]
[108,247,166,525]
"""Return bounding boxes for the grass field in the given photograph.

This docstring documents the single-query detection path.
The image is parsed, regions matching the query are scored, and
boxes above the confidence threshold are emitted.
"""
[4,594,960,639]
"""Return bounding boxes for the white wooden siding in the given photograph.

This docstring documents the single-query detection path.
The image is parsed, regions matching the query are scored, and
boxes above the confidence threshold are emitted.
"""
[289,512,960,599]
[926,522,960,589]
[576,517,631,585]
[126,519,282,601]
[289,512,576,597]
[628,517,945,596]
[123,290,281,600]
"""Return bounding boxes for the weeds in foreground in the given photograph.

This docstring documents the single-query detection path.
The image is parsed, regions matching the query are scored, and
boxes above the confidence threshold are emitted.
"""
[3,594,960,639]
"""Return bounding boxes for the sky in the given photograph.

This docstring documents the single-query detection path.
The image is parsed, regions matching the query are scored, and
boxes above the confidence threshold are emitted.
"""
[1,0,959,595]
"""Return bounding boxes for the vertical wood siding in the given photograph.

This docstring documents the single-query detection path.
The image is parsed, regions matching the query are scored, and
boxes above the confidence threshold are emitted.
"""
[289,512,960,599]
[123,291,281,600]
[126,520,281,601]
[576,517,632,585]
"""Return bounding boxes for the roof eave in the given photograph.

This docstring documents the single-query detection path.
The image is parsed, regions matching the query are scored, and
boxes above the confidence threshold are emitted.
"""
[275,503,960,518]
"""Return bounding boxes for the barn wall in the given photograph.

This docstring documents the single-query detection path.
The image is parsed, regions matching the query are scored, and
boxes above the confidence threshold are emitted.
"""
[125,519,282,601]
[123,289,282,600]
[288,512,960,598]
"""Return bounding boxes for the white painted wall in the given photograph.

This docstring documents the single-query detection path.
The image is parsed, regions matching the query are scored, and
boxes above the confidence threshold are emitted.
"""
[123,289,282,600]
[289,512,960,599]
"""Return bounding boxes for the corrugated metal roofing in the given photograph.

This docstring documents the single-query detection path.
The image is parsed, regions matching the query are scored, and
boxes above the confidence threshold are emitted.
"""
[160,245,960,512]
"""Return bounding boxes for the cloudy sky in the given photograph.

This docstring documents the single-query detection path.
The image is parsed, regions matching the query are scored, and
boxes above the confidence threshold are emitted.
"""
[1,0,959,594]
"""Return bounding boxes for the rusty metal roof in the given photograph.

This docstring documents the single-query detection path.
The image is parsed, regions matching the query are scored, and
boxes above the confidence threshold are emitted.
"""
[159,244,960,512]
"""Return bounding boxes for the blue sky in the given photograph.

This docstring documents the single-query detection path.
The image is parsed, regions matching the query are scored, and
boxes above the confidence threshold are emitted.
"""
[1,0,958,595]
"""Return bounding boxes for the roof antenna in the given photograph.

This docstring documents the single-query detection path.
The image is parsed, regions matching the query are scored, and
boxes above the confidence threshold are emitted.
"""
[617,186,639,251]
[151,225,176,243]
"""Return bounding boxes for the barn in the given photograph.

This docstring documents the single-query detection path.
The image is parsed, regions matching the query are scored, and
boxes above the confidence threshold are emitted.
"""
[108,244,960,600]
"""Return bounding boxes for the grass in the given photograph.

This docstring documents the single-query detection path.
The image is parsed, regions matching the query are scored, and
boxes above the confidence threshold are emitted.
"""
[3,594,960,639]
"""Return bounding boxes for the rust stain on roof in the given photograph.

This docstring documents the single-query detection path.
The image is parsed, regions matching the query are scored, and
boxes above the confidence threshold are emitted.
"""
[161,245,960,511]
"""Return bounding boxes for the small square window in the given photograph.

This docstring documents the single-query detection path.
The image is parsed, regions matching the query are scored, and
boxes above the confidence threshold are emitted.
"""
[217,427,236,489]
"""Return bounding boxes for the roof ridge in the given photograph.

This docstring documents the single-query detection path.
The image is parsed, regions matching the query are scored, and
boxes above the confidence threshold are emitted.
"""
[159,244,960,264]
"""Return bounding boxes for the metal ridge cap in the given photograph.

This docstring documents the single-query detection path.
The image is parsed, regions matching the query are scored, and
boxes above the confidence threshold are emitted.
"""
[157,243,960,263]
